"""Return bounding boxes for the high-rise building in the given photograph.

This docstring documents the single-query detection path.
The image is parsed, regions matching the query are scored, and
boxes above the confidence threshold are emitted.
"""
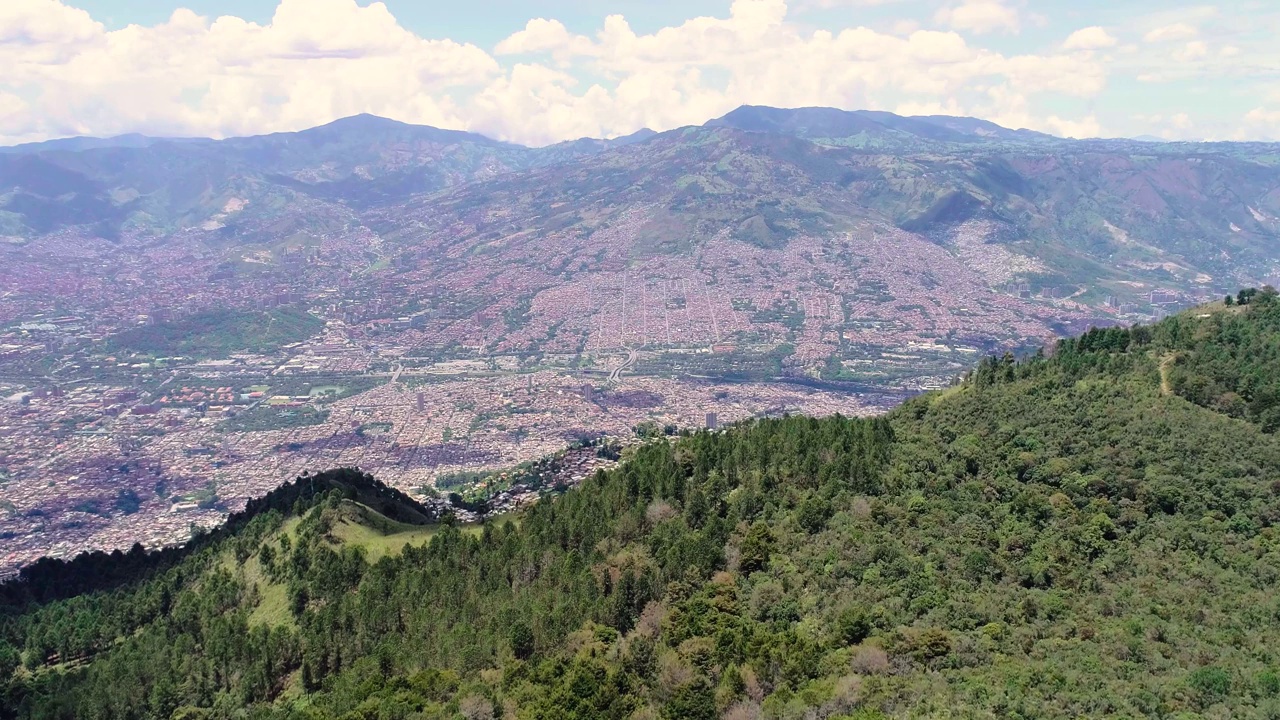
[706,412,718,431]
[416,392,426,412]
[583,384,595,403]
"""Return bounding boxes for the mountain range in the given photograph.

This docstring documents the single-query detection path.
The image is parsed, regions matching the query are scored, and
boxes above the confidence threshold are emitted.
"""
[4,106,1279,296]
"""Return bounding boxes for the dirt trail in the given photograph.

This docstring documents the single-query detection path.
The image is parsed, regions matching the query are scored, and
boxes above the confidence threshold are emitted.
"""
[1159,353,1175,396]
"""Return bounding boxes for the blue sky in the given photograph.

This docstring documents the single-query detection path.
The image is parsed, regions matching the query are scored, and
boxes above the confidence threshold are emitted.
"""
[0,0,1276,145]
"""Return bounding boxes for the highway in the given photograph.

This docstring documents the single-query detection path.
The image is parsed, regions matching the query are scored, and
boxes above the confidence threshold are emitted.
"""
[609,348,638,383]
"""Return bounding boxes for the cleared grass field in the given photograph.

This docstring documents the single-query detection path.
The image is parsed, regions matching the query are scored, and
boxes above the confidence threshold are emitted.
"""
[246,562,293,628]
[327,501,516,563]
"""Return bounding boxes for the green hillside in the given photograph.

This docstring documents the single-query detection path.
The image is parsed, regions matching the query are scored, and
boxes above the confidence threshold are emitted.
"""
[5,292,1280,719]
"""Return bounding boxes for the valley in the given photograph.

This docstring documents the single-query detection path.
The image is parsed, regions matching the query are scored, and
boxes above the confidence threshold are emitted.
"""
[2,106,1279,577]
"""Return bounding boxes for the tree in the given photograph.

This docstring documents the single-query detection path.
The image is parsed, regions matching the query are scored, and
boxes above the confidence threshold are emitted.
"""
[836,607,872,646]
[663,679,716,720]
[739,522,774,574]
[796,495,833,534]
[0,640,19,681]
[510,622,535,660]
[1190,666,1232,705]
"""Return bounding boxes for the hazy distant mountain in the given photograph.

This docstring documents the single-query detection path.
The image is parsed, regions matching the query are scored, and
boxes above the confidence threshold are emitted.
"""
[372,115,1280,299]
[705,105,926,143]
[704,105,1058,146]
[1,106,1278,303]
[547,128,660,153]
[0,117,663,235]
[0,132,187,154]
[906,113,1058,141]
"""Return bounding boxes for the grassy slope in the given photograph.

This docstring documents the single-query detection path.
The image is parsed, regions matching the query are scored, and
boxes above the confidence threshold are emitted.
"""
[325,501,446,564]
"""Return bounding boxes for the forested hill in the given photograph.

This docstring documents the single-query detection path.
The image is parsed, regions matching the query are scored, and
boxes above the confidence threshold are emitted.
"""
[1,469,437,607]
[5,292,1280,719]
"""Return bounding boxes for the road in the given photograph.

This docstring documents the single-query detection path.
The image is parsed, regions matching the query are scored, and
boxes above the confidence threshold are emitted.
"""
[609,348,638,383]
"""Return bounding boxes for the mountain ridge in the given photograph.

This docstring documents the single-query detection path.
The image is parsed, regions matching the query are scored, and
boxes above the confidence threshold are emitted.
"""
[704,105,1061,145]
[0,106,1060,153]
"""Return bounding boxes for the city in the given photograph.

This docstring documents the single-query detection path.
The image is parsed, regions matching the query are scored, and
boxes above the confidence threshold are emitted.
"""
[0,214,1218,575]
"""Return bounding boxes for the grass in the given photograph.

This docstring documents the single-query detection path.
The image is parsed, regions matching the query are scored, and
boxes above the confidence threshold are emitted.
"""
[326,501,515,563]
[327,502,442,564]
[928,383,967,405]
[246,561,293,629]
[329,520,441,564]
[1159,352,1175,396]
[222,516,303,629]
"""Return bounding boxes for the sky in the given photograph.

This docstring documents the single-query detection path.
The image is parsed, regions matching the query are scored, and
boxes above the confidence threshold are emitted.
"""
[0,0,1277,146]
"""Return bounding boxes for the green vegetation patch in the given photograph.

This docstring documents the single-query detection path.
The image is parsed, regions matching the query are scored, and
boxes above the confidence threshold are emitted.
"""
[220,406,330,433]
[636,343,795,381]
[107,307,323,360]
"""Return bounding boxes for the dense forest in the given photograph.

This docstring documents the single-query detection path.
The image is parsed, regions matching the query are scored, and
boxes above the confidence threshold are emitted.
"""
[4,291,1280,719]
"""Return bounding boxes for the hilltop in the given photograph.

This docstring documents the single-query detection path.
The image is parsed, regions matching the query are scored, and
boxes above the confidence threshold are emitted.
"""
[5,292,1280,718]
[1,468,438,606]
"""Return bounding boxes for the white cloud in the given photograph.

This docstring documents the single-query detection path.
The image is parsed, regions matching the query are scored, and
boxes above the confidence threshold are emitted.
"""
[495,18,595,58]
[1143,22,1198,43]
[891,20,920,35]
[980,85,1101,138]
[0,0,1111,146]
[476,1,1106,142]
[895,99,965,117]
[0,92,32,136]
[1234,108,1280,141]
[1243,108,1280,126]
[1175,40,1209,62]
[934,0,1021,35]
[799,0,908,7]
[0,0,499,142]
[1128,111,1202,140]
[1043,115,1101,139]
[0,0,100,45]
[1063,26,1117,51]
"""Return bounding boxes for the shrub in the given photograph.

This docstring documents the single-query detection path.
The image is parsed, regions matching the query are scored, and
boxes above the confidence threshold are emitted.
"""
[1189,666,1231,702]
